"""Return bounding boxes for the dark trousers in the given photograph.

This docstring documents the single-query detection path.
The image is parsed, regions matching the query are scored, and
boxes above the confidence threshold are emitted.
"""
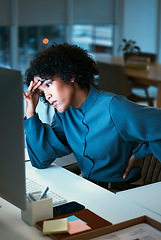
[91,171,141,191]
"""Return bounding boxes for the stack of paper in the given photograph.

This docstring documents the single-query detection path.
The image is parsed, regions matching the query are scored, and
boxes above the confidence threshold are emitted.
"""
[43,215,91,235]
[125,56,150,69]
[43,218,68,234]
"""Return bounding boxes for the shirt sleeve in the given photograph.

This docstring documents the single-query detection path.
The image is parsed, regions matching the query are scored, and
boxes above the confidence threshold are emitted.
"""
[24,113,72,169]
[109,95,161,161]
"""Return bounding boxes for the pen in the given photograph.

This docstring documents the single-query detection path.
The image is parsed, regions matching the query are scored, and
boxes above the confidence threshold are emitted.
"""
[37,186,49,201]
[27,193,37,202]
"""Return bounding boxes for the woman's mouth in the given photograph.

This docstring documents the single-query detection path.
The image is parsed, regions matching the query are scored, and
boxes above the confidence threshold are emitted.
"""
[51,101,57,107]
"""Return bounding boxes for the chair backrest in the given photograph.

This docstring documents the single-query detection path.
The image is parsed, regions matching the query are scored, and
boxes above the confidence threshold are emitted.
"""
[141,154,161,185]
[96,62,132,97]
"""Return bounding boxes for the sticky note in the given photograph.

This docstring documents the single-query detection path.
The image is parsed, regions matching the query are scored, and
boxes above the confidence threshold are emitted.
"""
[68,219,91,235]
[67,215,87,224]
[43,218,68,234]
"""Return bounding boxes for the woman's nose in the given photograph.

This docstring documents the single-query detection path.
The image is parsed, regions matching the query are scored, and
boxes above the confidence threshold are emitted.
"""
[45,92,52,101]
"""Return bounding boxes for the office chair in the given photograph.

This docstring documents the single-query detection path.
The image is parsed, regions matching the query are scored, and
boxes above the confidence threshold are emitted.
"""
[132,154,161,187]
[109,154,161,193]
[94,62,154,106]
[128,52,157,106]
[64,162,81,175]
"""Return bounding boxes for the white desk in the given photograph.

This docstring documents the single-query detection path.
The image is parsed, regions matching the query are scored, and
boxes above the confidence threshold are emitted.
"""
[1,162,161,240]
[117,181,161,217]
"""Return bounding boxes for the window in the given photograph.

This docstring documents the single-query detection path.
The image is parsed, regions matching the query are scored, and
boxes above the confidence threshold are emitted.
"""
[0,25,114,72]
[72,25,113,53]
[0,27,10,68]
[18,26,65,73]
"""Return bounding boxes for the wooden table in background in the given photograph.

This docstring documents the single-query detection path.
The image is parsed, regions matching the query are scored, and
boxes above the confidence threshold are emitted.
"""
[92,53,161,108]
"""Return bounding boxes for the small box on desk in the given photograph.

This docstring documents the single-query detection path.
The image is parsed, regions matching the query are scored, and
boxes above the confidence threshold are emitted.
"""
[21,198,53,226]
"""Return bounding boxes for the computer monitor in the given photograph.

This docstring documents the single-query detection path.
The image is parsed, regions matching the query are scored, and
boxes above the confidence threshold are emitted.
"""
[0,67,26,210]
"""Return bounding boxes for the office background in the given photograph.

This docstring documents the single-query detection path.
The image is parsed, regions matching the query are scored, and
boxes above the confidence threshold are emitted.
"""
[1,3,161,237]
[0,0,161,73]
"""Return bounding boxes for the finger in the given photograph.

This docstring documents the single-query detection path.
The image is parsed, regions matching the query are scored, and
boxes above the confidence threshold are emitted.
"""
[123,156,142,179]
[123,166,131,179]
[123,158,133,179]
[26,81,41,97]
[27,80,34,92]
[23,90,27,99]
[25,81,34,97]
[32,80,41,93]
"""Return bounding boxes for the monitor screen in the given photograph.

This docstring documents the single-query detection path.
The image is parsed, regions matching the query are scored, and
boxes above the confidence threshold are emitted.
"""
[0,67,26,210]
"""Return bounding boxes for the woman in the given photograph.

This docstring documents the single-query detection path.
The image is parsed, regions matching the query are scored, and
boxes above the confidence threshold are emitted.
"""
[23,43,161,190]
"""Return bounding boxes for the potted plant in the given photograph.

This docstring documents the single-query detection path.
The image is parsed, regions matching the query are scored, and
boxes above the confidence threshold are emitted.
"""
[119,38,141,62]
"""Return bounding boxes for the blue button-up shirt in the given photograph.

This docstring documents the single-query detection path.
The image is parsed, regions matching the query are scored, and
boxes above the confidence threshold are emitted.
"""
[25,86,161,183]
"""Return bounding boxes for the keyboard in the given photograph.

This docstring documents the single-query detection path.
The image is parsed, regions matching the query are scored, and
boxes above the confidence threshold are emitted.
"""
[26,178,67,207]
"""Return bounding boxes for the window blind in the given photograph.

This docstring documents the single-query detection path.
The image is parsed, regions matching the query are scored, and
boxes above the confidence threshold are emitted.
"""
[0,0,116,26]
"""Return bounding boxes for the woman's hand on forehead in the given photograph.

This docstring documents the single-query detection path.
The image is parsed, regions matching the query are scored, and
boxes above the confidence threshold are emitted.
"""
[23,80,42,119]
[33,76,47,91]
[24,80,41,98]
[34,76,46,83]
[34,76,51,88]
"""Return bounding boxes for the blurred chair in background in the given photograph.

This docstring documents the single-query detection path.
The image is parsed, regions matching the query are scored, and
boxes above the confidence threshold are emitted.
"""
[128,53,157,106]
[94,62,154,106]
[132,154,161,187]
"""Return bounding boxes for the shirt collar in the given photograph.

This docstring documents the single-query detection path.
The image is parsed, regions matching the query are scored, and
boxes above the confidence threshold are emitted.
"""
[77,85,100,113]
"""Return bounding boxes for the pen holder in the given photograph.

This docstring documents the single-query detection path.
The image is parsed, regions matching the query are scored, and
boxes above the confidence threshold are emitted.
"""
[21,198,53,226]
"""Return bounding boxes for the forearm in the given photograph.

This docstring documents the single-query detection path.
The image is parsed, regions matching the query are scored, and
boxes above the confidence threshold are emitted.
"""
[26,140,54,169]
[25,114,72,168]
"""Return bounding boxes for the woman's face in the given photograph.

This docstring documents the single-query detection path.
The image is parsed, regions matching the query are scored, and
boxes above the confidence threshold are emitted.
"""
[34,75,75,113]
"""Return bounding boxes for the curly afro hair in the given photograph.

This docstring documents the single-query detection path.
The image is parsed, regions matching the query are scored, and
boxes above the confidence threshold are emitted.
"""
[25,43,98,88]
